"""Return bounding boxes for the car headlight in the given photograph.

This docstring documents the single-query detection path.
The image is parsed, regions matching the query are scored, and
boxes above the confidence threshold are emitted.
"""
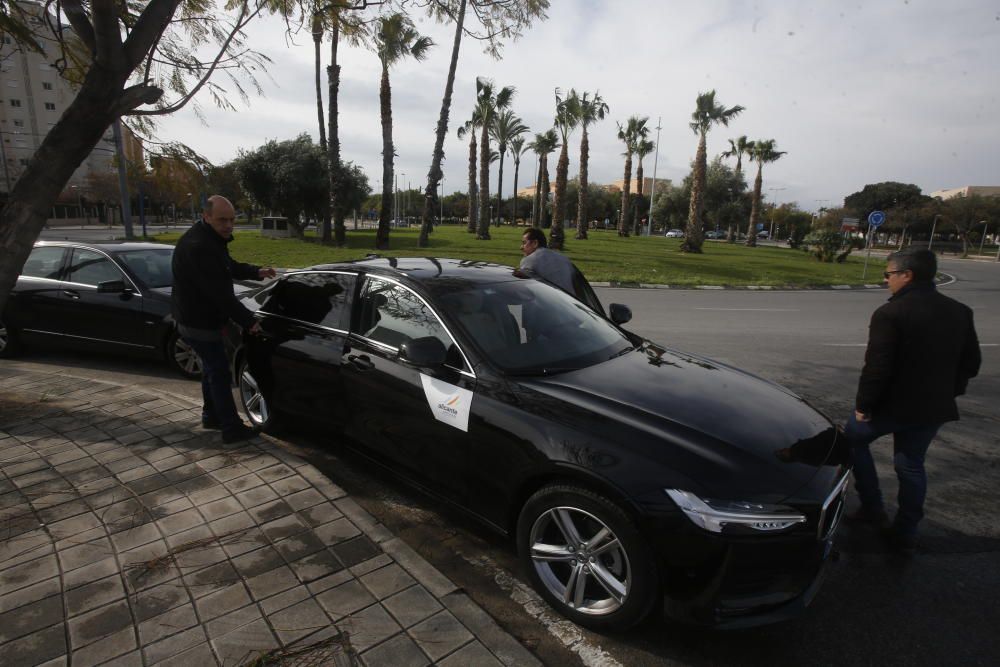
[665,489,806,534]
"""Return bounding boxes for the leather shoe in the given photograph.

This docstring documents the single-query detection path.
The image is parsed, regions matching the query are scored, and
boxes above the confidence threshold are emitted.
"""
[845,506,890,527]
[201,419,222,430]
[222,423,258,444]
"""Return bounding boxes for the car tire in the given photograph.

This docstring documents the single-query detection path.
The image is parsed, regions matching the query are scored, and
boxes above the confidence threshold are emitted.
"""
[166,330,202,379]
[0,315,21,358]
[236,358,278,432]
[516,484,659,631]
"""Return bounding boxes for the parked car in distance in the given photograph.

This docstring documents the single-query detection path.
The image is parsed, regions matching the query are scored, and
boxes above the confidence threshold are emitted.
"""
[230,257,849,632]
[665,229,684,238]
[1,241,205,377]
[705,230,726,240]
[757,230,770,239]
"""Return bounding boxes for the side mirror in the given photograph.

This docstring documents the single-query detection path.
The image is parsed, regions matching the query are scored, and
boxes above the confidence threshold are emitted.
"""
[399,336,448,367]
[97,280,128,293]
[609,303,632,325]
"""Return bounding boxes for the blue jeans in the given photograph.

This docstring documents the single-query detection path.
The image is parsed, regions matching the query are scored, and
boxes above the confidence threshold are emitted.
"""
[183,336,242,433]
[843,412,942,537]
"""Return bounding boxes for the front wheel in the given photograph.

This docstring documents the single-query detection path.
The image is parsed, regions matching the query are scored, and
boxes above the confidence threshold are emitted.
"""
[237,359,277,432]
[166,330,202,379]
[517,485,659,631]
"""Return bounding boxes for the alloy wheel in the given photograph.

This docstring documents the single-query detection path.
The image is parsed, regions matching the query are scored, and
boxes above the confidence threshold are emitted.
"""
[239,365,269,426]
[172,336,202,376]
[529,506,631,616]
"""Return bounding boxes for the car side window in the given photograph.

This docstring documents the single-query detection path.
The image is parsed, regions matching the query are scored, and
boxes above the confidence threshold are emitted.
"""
[66,248,124,287]
[20,247,66,280]
[260,272,355,330]
[354,277,466,370]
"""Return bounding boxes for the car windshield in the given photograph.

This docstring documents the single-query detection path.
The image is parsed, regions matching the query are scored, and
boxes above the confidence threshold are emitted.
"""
[115,248,174,288]
[437,279,633,376]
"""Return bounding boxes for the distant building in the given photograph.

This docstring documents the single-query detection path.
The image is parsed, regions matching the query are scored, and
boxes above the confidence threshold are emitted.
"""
[515,177,672,199]
[930,186,1000,200]
[0,0,142,196]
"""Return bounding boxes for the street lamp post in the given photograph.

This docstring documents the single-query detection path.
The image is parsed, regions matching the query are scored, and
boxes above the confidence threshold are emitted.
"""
[187,192,195,223]
[646,116,662,237]
[978,220,988,256]
[768,187,786,239]
[928,214,940,251]
[439,177,444,223]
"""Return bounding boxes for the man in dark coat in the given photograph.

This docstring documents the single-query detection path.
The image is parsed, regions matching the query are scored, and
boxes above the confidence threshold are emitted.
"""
[846,247,980,550]
[172,195,276,443]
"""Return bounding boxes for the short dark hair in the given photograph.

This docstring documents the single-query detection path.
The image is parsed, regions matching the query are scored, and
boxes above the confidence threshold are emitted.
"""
[888,247,936,282]
[523,227,547,247]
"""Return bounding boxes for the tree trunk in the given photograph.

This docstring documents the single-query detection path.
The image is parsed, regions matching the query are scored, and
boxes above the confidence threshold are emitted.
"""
[495,145,505,227]
[550,142,569,249]
[419,0,466,247]
[512,158,520,225]
[634,158,645,235]
[466,133,477,233]
[681,130,707,253]
[576,127,589,240]
[327,18,344,246]
[746,162,762,247]
[477,122,491,239]
[539,155,551,229]
[532,160,542,227]
[313,12,332,244]
[376,66,393,250]
[618,153,632,237]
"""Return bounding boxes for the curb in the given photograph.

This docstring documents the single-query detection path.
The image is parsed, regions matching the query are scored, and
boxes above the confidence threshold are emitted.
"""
[590,281,889,291]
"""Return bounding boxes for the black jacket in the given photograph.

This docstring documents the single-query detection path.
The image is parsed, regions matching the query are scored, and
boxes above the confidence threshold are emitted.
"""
[171,221,260,330]
[856,282,981,424]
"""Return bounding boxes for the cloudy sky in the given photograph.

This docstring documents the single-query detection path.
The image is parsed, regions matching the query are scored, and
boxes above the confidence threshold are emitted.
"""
[154,0,1000,212]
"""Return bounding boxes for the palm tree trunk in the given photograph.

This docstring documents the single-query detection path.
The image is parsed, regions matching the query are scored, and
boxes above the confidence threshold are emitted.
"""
[495,145,505,227]
[313,12,333,244]
[576,126,589,240]
[532,160,542,227]
[746,162,762,247]
[634,159,645,235]
[328,17,345,246]
[376,66,393,250]
[419,0,467,247]
[512,158,520,224]
[477,122,491,239]
[466,133,477,233]
[550,142,569,249]
[539,155,551,229]
[681,130,707,252]
[618,154,632,237]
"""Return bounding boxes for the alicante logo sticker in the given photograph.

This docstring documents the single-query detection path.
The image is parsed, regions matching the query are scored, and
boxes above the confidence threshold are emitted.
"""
[419,374,473,432]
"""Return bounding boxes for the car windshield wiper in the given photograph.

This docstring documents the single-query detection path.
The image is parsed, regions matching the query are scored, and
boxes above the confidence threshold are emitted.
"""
[608,346,634,360]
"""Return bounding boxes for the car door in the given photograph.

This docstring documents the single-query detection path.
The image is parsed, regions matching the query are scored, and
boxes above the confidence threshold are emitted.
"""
[8,246,69,336]
[341,275,476,503]
[59,247,147,348]
[246,271,356,429]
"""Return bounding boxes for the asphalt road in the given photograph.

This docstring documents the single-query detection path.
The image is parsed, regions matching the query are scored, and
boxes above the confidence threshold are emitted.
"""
[5,257,998,666]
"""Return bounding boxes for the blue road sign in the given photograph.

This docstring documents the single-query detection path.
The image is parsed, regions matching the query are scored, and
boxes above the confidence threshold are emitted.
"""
[868,210,886,227]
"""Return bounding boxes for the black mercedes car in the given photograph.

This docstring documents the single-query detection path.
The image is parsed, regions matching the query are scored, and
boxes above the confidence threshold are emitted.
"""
[0,241,201,377]
[230,257,848,631]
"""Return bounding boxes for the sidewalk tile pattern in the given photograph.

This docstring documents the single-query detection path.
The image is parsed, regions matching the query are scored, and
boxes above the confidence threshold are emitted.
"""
[0,366,541,667]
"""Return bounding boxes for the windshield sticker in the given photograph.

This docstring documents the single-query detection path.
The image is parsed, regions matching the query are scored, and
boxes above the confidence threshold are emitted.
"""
[419,374,473,432]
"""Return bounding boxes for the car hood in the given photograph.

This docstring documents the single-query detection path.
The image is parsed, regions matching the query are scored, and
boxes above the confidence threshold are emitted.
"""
[518,342,841,501]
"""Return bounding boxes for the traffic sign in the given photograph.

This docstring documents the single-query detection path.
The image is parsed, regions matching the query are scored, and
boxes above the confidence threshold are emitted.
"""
[868,210,886,227]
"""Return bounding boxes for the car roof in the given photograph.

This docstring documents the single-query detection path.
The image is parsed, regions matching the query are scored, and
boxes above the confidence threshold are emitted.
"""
[34,241,171,252]
[303,257,522,293]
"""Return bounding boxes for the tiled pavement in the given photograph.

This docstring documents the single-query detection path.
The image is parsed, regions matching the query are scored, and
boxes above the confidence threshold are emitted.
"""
[0,365,542,667]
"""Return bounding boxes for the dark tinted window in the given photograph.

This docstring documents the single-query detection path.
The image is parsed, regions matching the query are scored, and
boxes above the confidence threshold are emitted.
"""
[116,248,174,288]
[67,248,124,287]
[261,272,355,330]
[21,247,65,279]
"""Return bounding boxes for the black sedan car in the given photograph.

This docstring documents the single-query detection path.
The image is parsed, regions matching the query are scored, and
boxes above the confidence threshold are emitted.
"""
[0,241,201,377]
[231,258,848,631]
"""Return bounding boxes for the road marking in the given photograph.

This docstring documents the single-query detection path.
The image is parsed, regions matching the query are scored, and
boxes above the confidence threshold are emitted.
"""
[456,551,624,667]
[695,308,799,312]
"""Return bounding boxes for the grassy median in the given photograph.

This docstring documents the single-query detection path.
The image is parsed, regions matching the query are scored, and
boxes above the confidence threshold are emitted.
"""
[152,224,885,287]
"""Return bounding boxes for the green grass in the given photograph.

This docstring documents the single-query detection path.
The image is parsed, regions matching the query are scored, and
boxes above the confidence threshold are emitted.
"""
[152,224,885,286]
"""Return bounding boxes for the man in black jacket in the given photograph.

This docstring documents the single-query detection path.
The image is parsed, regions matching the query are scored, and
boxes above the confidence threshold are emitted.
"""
[846,248,980,550]
[172,195,276,443]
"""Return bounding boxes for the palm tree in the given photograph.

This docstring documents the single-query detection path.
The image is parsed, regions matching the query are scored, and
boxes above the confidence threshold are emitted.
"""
[616,115,649,237]
[509,136,530,224]
[633,138,655,235]
[723,135,752,177]
[490,109,528,226]
[746,139,786,247]
[682,90,744,253]
[473,78,515,239]
[528,130,559,228]
[549,89,579,249]
[572,90,608,240]
[373,14,433,250]
[457,111,481,233]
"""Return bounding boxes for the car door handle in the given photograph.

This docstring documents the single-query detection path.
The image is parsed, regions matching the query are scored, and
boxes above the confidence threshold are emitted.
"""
[347,354,375,371]
[63,289,80,299]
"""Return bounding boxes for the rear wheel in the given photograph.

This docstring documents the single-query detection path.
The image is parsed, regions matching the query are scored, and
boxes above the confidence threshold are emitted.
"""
[237,358,277,432]
[517,485,659,631]
[0,316,21,358]
[166,330,201,379]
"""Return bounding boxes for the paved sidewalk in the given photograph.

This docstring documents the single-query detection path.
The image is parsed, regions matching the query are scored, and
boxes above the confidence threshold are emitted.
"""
[0,365,542,667]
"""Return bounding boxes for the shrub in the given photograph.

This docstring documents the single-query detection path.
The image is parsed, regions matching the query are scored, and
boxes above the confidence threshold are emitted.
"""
[803,230,852,262]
